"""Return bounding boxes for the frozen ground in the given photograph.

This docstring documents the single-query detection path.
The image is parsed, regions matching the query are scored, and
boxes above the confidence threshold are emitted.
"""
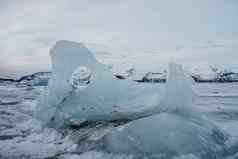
[0,82,238,159]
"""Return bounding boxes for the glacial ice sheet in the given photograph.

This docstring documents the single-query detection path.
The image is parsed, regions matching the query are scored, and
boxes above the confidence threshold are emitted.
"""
[36,40,161,125]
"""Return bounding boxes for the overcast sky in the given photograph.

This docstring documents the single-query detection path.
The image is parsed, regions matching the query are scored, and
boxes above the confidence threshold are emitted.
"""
[0,0,238,78]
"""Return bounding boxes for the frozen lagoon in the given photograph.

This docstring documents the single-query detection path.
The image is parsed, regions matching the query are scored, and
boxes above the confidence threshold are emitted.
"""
[0,82,238,159]
[0,41,238,159]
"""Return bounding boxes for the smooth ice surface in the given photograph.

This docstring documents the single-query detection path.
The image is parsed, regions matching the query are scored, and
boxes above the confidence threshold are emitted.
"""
[36,40,161,125]
[104,113,227,158]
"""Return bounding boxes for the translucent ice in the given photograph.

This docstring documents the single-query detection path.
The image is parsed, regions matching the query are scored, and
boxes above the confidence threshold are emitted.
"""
[36,40,161,125]
[160,63,196,113]
[36,40,228,158]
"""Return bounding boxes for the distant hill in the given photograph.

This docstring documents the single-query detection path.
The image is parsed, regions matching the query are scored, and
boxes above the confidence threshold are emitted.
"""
[1,68,238,86]
[0,72,51,86]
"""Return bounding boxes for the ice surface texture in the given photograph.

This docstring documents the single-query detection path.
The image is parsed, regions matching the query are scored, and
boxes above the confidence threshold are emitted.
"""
[68,66,92,92]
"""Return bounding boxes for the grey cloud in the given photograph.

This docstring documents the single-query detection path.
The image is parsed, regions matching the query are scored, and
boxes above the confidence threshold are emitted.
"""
[0,0,27,10]
[0,0,238,78]
[32,37,56,46]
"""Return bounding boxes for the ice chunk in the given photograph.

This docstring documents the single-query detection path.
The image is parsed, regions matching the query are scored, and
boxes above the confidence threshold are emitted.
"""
[36,40,161,125]
[160,63,196,113]
[103,63,228,158]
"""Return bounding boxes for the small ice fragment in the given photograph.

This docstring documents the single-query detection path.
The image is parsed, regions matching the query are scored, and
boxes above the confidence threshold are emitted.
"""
[161,63,196,113]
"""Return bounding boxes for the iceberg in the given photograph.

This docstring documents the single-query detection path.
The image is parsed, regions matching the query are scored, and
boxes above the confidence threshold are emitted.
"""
[36,40,161,126]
